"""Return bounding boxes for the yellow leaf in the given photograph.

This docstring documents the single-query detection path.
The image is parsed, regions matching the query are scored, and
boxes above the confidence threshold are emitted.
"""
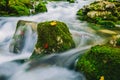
[50,21,57,26]
[100,76,104,80]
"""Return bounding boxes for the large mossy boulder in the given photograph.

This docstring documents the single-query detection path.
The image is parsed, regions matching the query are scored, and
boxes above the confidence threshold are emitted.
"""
[0,0,47,16]
[76,45,120,80]
[77,0,120,28]
[31,20,75,59]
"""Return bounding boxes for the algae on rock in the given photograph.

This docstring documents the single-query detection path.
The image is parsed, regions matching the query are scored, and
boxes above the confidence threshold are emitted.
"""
[31,20,75,59]
[77,0,120,28]
[0,0,47,16]
[76,45,120,80]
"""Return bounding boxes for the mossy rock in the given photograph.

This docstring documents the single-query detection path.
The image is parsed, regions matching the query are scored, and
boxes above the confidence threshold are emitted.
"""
[0,0,47,16]
[31,20,75,59]
[77,0,120,28]
[97,20,116,28]
[35,2,47,13]
[0,0,30,16]
[8,5,30,16]
[109,35,120,46]
[76,45,120,80]
[116,38,120,46]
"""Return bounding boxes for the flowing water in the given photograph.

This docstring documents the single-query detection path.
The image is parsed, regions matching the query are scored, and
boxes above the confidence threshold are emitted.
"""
[0,0,104,80]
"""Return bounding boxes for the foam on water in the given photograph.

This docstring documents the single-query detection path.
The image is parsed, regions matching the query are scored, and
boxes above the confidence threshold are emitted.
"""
[9,66,86,80]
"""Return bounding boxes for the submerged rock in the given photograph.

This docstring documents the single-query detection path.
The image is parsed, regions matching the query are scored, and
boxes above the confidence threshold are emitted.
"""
[77,0,120,28]
[98,29,117,34]
[76,45,120,80]
[9,20,37,54]
[31,20,75,59]
[109,35,120,46]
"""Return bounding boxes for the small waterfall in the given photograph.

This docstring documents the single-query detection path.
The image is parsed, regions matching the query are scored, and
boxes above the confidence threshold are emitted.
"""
[28,45,92,69]
[9,21,37,54]
[9,66,86,80]
[0,21,16,47]
[9,46,91,80]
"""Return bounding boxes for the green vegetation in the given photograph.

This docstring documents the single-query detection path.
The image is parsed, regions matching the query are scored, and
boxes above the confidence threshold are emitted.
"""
[76,45,120,80]
[97,21,116,28]
[116,38,120,46]
[35,2,47,13]
[0,0,47,16]
[48,0,75,3]
[31,20,75,59]
[77,0,120,29]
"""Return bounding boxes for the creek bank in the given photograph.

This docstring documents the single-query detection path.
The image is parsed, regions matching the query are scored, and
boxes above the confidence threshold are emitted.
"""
[77,0,120,28]
[0,0,47,16]
[76,1,120,79]
[76,44,120,80]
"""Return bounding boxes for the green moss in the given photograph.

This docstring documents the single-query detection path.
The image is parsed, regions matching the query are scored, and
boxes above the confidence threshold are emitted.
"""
[0,0,47,16]
[67,0,75,3]
[77,0,120,29]
[97,21,116,28]
[9,5,30,16]
[116,38,120,46]
[76,45,120,80]
[35,2,47,13]
[77,9,86,21]
[31,20,75,59]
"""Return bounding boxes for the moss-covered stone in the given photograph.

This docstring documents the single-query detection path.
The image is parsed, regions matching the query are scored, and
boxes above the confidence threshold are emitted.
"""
[35,2,47,13]
[77,0,120,28]
[97,20,116,28]
[76,45,120,80]
[109,35,120,46]
[116,38,120,46]
[0,0,47,16]
[31,20,75,59]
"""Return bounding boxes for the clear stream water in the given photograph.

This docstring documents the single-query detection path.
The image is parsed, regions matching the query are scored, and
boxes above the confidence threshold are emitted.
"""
[0,0,104,80]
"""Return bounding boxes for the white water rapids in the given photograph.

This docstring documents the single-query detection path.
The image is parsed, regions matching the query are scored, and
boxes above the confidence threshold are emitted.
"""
[0,0,104,80]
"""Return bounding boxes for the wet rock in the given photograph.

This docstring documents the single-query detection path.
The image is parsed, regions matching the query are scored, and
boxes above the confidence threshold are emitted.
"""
[87,11,111,19]
[109,35,120,46]
[35,2,47,14]
[87,1,115,11]
[76,45,120,80]
[77,0,120,28]
[31,20,75,59]
[9,20,37,54]
[0,0,47,16]
[98,29,117,34]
